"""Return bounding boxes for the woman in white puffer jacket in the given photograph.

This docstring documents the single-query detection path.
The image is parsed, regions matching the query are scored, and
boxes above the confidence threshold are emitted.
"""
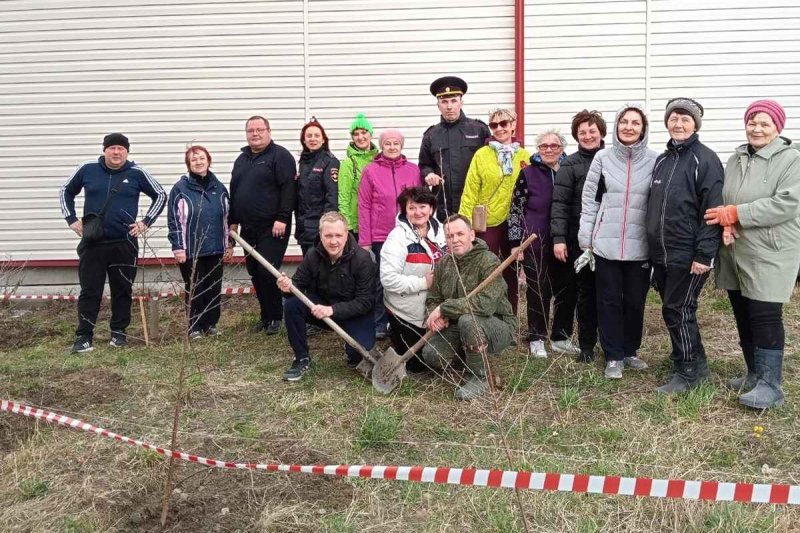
[380,186,447,372]
[578,103,658,380]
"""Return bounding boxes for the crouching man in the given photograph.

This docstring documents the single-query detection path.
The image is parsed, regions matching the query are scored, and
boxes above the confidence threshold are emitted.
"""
[277,212,376,381]
[422,215,517,400]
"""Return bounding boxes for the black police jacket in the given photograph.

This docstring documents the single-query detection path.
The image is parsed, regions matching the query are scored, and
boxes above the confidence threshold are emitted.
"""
[550,143,604,247]
[292,233,376,320]
[295,149,339,247]
[418,111,490,219]
[645,134,724,268]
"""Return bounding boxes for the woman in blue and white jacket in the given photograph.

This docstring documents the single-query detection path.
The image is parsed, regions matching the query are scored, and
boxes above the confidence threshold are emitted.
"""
[578,103,658,379]
[380,186,447,372]
[167,145,231,338]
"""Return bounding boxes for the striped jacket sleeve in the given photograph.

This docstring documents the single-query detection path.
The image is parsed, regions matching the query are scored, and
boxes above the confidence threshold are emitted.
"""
[59,161,90,224]
[133,165,167,226]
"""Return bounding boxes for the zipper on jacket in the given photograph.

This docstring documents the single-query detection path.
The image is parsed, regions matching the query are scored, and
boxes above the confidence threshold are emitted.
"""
[659,152,680,266]
[391,164,399,214]
[620,154,632,259]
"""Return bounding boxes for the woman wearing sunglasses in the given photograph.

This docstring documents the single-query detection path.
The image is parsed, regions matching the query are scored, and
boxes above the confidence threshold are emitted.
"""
[458,108,530,311]
[509,130,577,358]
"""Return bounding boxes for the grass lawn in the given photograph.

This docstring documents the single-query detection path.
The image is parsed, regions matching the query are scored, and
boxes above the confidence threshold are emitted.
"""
[0,284,798,532]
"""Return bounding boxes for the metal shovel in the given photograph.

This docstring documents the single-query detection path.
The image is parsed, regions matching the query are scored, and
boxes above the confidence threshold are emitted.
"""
[371,233,538,394]
[230,231,380,379]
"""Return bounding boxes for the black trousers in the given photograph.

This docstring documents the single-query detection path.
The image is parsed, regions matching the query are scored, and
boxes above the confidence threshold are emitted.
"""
[575,254,598,350]
[242,225,289,323]
[652,264,708,363]
[594,256,650,361]
[76,239,138,337]
[388,312,427,372]
[727,290,784,350]
[523,243,576,342]
[178,254,224,333]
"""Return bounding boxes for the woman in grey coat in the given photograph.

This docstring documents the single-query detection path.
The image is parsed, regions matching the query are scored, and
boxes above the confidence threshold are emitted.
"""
[705,99,800,409]
[578,104,658,379]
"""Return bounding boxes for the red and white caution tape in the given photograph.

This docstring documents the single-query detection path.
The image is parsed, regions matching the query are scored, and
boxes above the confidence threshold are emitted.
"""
[3,398,799,505]
[1,286,255,302]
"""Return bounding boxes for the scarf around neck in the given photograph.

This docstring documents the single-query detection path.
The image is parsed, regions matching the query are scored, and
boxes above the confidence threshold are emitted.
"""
[489,141,520,176]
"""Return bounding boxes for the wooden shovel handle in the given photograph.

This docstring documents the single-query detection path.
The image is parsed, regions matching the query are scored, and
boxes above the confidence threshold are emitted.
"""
[397,232,538,364]
[230,231,376,364]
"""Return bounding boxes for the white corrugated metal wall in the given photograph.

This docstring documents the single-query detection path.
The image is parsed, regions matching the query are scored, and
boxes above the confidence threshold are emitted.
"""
[523,0,800,160]
[1,0,799,266]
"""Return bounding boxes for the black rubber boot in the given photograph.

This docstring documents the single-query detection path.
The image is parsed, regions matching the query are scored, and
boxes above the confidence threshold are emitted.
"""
[739,347,784,409]
[656,361,703,394]
[456,353,488,401]
[727,342,757,392]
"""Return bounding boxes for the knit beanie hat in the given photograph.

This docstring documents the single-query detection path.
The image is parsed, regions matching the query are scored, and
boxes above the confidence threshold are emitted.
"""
[379,129,405,148]
[349,113,374,135]
[745,99,786,133]
[664,98,703,131]
[103,133,130,151]
[300,116,329,151]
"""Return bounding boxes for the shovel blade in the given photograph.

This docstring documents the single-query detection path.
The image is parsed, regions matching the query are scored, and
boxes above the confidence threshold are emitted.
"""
[354,359,374,380]
[371,347,408,394]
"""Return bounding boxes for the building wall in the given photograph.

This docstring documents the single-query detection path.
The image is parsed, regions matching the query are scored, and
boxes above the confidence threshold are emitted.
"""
[1,0,799,273]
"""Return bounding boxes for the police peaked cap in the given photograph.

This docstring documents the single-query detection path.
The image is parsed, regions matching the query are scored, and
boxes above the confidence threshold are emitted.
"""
[430,76,468,98]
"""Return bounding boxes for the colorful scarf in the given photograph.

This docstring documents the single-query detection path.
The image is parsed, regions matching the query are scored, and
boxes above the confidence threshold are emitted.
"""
[489,141,520,176]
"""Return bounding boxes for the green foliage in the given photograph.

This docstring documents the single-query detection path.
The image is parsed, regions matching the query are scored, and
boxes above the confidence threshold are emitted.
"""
[63,517,94,533]
[17,477,48,499]
[558,386,581,410]
[320,513,357,533]
[355,405,403,450]
[676,382,717,419]
[702,503,776,532]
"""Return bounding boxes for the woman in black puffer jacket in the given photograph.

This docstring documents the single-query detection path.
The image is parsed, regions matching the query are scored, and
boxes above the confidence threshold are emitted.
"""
[549,110,607,363]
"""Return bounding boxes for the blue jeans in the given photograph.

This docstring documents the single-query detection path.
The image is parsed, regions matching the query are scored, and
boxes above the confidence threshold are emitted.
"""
[284,295,375,364]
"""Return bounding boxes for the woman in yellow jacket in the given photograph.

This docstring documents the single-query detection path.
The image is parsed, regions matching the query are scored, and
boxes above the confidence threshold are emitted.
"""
[459,108,531,311]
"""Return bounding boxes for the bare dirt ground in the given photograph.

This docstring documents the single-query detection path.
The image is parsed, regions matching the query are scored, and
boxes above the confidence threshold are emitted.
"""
[1,286,799,532]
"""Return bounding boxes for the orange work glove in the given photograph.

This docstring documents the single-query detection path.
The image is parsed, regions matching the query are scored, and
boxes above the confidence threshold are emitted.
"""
[705,205,739,226]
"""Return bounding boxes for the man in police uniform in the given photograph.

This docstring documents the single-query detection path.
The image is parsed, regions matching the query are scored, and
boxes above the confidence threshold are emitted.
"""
[419,76,490,221]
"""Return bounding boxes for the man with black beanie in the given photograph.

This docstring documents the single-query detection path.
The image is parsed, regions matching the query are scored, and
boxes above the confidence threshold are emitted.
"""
[60,133,166,353]
[229,115,297,335]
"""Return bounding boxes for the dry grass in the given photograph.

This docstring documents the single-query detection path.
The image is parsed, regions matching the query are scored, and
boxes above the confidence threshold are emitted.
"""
[0,282,799,532]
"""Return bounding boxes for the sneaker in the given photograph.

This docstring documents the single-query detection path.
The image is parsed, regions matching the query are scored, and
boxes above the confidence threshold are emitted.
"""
[576,349,595,364]
[109,331,128,348]
[265,320,282,336]
[551,339,581,355]
[249,321,267,333]
[604,360,623,379]
[529,340,547,358]
[306,324,323,337]
[375,325,389,340]
[282,358,311,382]
[623,356,649,370]
[205,326,222,337]
[71,335,94,353]
[188,330,204,340]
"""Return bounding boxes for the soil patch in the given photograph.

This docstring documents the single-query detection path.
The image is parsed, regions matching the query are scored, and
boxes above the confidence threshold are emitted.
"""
[0,305,70,350]
[0,415,36,455]
[18,368,126,412]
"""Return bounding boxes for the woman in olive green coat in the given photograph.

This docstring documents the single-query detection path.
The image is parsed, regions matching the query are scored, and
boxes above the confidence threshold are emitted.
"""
[705,99,800,410]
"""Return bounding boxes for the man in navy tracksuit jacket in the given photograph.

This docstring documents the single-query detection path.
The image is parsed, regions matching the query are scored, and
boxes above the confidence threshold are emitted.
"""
[60,133,166,353]
[646,99,723,393]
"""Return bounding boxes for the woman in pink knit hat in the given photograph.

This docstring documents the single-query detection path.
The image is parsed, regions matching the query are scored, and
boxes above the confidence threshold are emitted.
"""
[358,129,423,338]
[705,99,800,409]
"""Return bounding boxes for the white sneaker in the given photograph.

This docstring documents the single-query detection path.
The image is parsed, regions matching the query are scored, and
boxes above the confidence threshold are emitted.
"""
[529,340,548,358]
[604,360,623,379]
[551,339,581,355]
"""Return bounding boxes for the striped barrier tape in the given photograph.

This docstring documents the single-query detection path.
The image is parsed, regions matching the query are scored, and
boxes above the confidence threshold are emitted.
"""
[3,399,799,505]
[1,287,256,302]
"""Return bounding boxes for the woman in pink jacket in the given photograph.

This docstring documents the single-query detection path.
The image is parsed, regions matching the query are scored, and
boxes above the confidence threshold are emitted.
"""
[358,129,423,337]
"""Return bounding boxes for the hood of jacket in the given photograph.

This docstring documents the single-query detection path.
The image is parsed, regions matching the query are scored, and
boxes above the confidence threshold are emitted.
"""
[612,102,651,163]
[346,142,379,160]
[735,135,794,160]
[373,153,409,169]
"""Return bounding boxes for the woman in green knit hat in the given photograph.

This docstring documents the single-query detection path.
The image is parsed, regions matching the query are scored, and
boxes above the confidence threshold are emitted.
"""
[339,113,379,241]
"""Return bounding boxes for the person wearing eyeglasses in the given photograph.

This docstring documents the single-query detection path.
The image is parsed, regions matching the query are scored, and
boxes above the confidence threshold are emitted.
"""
[578,104,658,379]
[509,129,577,358]
[550,110,607,364]
[229,115,297,336]
[459,108,531,312]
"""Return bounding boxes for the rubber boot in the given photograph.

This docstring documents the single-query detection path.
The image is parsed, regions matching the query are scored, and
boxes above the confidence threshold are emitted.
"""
[726,342,757,391]
[738,347,784,409]
[696,346,710,380]
[455,353,488,401]
[656,360,702,394]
